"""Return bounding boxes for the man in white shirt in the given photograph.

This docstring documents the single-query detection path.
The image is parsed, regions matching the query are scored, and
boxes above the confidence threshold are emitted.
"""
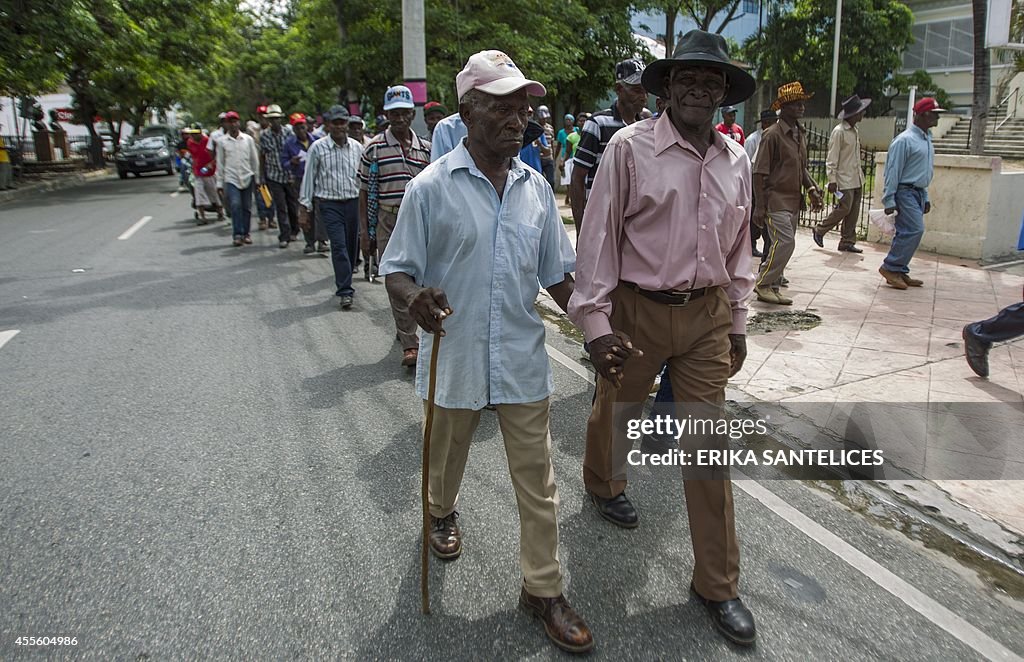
[215,110,262,247]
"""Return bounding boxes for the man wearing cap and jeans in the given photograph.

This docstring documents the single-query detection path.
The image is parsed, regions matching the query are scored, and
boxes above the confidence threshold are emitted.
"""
[879,97,944,289]
[216,111,262,247]
[570,58,649,236]
[260,104,298,247]
[570,28,757,648]
[813,94,871,254]
[300,105,364,309]
[359,85,431,367]
[380,50,593,654]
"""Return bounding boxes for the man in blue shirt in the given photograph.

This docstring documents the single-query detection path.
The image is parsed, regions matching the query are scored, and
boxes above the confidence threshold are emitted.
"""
[380,50,593,654]
[880,97,945,289]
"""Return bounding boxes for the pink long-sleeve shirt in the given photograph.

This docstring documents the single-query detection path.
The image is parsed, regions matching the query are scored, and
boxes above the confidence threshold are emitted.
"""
[568,112,754,341]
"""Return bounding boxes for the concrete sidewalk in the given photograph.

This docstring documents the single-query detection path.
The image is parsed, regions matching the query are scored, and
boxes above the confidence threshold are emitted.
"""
[549,204,1023,554]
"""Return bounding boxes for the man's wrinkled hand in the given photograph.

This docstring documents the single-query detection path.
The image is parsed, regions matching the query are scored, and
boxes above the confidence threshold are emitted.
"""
[884,206,896,216]
[924,201,931,214]
[809,190,824,213]
[408,287,452,335]
[827,182,838,195]
[728,334,747,378]
[589,331,644,388]
[751,207,767,228]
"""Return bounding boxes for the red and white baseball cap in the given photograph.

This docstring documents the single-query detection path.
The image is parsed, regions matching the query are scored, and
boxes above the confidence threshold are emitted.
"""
[455,50,546,101]
[223,110,240,120]
[912,97,946,114]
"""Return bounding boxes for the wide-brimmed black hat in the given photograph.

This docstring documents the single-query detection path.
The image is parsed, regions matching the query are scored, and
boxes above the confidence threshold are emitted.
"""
[640,29,756,107]
[837,94,871,120]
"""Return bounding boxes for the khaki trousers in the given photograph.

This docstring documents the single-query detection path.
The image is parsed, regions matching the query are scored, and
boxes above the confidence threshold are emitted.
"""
[757,210,798,290]
[377,207,419,350]
[423,398,563,597]
[815,187,861,247]
[582,284,740,600]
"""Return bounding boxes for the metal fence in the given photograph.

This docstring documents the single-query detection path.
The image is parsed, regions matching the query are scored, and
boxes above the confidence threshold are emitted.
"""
[797,126,876,239]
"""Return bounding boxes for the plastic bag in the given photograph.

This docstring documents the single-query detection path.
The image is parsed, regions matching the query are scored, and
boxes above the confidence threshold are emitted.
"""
[868,208,896,236]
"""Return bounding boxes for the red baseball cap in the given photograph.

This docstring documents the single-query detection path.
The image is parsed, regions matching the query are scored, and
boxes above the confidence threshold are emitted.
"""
[256,105,268,115]
[289,113,306,126]
[223,110,240,120]
[912,97,946,114]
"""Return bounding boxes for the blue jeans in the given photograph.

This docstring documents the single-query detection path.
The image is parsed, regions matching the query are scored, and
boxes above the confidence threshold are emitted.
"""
[225,181,254,238]
[319,198,359,298]
[882,187,926,274]
[966,302,1024,345]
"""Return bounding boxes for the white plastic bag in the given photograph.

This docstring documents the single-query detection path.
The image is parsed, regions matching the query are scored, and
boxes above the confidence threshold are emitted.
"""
[868,208,896,236]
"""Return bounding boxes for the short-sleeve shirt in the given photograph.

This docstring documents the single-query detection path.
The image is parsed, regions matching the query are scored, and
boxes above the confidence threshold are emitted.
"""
[186,136,215,176]
[573,102,641,196]
[378,140,577,410]
[357,128,431,207]
[752,118,808,213]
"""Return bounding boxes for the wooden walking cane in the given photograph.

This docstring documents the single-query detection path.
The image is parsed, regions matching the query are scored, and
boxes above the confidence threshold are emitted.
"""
[421,330,442,615]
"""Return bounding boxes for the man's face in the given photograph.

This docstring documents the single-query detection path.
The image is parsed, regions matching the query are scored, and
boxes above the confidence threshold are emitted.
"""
[847,110,864,126]
[665,65,728,127]
[616,82,648,110]
[780,100,805,123]
[349,122,364,141]
[917,110,940,129]
[293,123,307,140]
[465,88,529,159]
[564,118,574,131]
[270,117,282,130]
[425,111,444,132]
[328,118,349,141]
[760,117,777,130]
[386,108,414,134]
[226,118,241,135]
[722,111,736,126]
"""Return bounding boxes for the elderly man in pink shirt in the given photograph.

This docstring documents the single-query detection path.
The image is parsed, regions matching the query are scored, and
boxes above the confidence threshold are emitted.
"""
[568,29,757,647]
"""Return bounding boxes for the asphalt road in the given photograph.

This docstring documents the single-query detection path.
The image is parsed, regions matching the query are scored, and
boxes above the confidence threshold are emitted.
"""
[1,173,1022,661]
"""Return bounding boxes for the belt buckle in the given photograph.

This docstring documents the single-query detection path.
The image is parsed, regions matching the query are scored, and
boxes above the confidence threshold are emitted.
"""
[668,291,692,306]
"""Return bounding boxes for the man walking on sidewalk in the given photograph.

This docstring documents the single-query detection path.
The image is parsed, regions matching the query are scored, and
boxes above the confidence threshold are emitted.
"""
[358,85,431,366]
[260,104,298,248]
[300,105,363,309]
[752,82,824,305]
[744,109,777,258]
[569,29,757,647]
[879,97,944,289]
[380,50,593,654]
[216,111,262,247]
[813,94,870,254]
[283,113,329,255]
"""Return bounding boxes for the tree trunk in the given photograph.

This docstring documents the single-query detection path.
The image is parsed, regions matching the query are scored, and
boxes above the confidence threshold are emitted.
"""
[969,0,989,155]
[664,5,678,57]
[68,68,105,167]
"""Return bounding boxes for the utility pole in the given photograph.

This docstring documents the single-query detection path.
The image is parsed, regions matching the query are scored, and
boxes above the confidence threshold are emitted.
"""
[829,0,843,117]
[402,0,427,136]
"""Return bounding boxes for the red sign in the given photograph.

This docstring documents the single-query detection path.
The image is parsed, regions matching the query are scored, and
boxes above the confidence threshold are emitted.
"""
[55,108,77,123]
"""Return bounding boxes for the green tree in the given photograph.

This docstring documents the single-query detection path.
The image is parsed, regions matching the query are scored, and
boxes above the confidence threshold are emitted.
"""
[635,0,745,60]
[879,70,952,116]
[743,0,914,115]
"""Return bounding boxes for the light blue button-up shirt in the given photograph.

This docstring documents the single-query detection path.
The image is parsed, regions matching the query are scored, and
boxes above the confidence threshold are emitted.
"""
[429,114,467,162]
[882,124,934,208]
[379,139,576,410]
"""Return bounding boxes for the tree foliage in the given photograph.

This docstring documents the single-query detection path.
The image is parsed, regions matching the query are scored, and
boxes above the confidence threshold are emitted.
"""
[743,0,915,115]
[634,0,744,56]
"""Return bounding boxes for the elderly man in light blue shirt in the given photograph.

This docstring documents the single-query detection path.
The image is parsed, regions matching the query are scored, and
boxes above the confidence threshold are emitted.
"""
[879,97,944,289]
[380,50,594,654]
[428,113,467,162]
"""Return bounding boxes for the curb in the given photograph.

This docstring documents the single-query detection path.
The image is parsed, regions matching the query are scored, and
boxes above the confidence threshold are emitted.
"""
[0,168,113,205]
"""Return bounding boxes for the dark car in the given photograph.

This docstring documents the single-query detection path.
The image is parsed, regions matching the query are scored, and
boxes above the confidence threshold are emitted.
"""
[115,135,174,179]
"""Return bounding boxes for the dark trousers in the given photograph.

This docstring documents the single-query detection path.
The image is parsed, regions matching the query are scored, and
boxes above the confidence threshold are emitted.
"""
[293,181,327,246]
[267,179,298,242]
[224,181,253,238]
[967,302,1024,345]
[815,187,861,247]
[319,198,358,298]
[541,159,555,189]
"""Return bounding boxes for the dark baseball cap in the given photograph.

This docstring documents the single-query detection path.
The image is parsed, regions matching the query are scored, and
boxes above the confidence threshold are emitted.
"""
[323,105,350,122]
[615,59,646,85]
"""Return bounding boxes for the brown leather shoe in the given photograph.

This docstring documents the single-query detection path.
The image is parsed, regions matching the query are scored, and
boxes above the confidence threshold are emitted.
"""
[901,273,923,287]
[428,511,461,560]
[519,588,595,654]
[878,267,908,289]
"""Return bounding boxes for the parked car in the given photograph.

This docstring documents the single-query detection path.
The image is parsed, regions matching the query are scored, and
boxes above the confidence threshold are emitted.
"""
[115,135,174,178]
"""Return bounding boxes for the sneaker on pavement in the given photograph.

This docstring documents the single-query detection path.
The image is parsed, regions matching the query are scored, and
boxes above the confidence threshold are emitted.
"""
[258,221,268,231]
[268,220,278,229]
[303,244,316,255]
[243,235,253,244]
[279,240,288,249]
[316,241,329,254]
[232,236,243,247]
[339,295,353,309]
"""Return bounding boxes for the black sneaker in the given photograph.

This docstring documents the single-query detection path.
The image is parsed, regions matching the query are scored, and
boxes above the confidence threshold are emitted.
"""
[303,244,315,255]
[339,295,353,310]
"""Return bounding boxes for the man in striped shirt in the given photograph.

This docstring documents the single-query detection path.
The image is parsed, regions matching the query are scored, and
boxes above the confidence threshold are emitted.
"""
[569,58,649,235]
[299,105,364,309]
[260,105,298,248]
[358,85,432,365]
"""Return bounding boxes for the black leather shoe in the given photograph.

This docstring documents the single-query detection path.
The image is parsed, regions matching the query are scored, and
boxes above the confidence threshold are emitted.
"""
[812,230,824,248]
[588,491,638,529]
[691,584,756,647]
[962,325,991,378]
[838,244,863,253]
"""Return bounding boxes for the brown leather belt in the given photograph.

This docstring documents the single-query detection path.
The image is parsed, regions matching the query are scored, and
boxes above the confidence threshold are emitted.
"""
[622,281,713,306]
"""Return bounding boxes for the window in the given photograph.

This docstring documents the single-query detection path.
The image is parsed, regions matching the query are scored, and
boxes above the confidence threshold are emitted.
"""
[742,0,759,13]
[902,18,974,70]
